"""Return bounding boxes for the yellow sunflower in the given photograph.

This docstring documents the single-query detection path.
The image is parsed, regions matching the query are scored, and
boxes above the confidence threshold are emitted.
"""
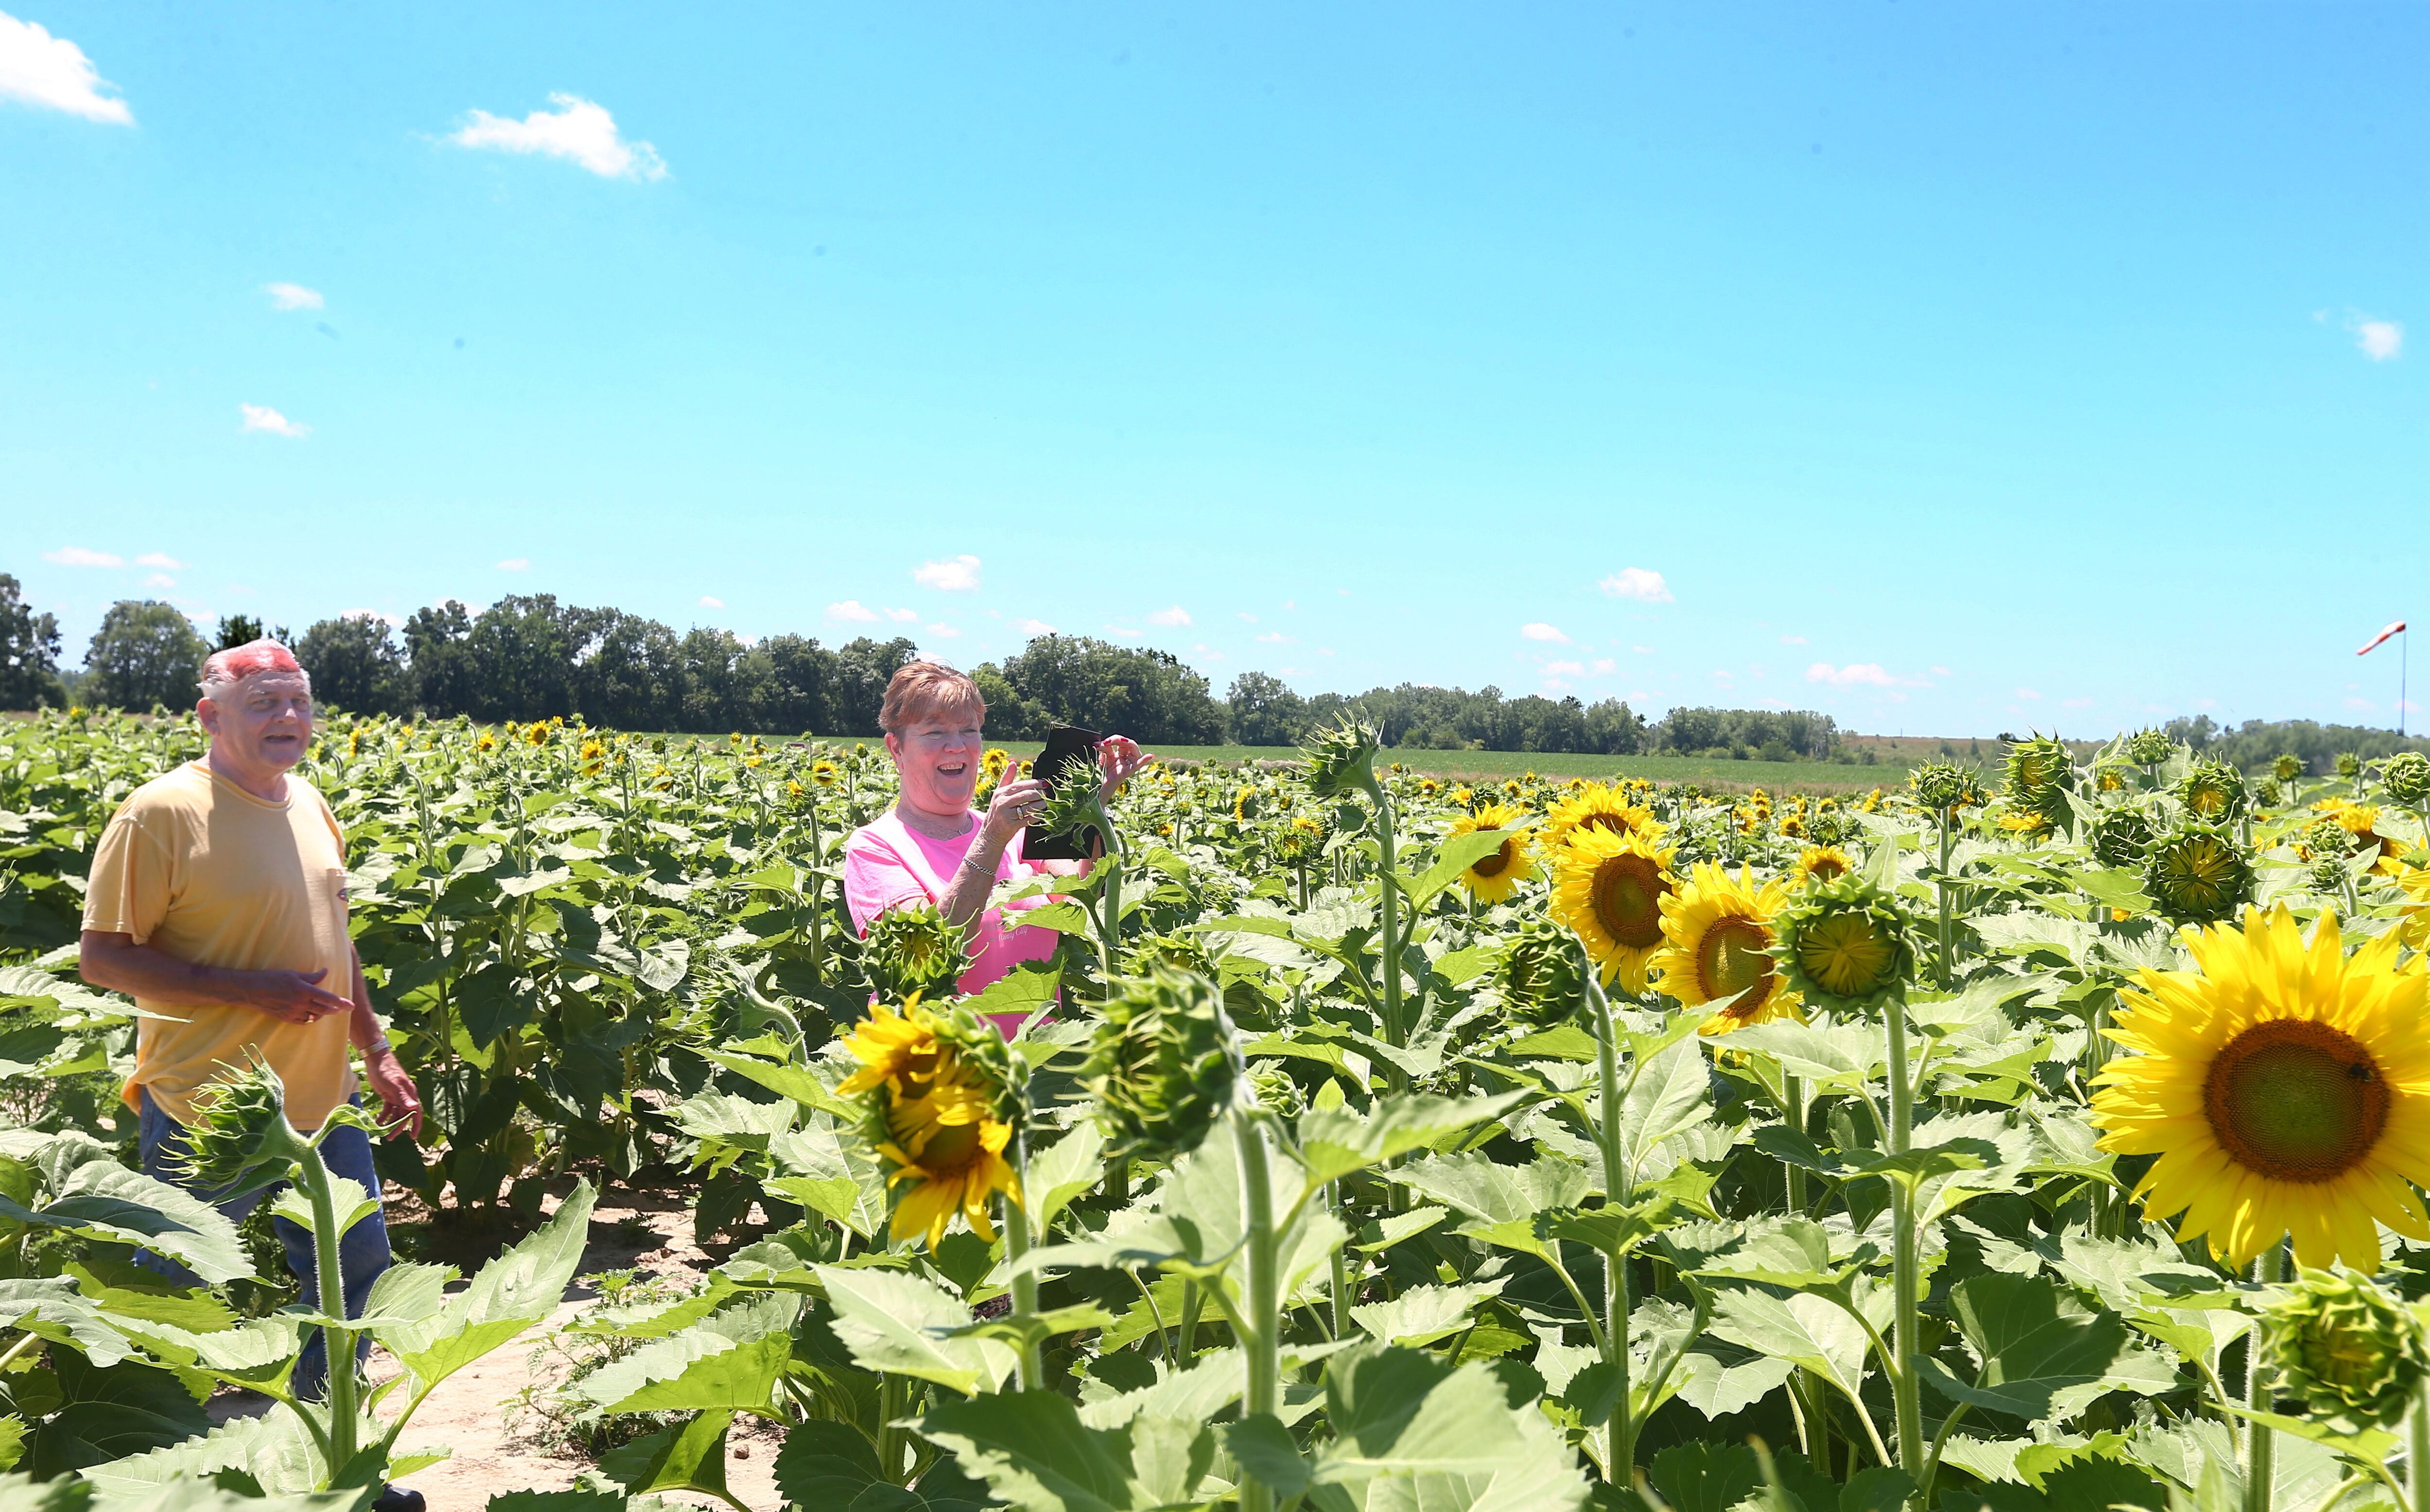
[1786,845,1855,891]
[1540,783,1664,854]
[2316,799,2412,877]
[1652,862,1802,1036]
[878,1063,1022,1251]
[1447,804,1536,903]
[2400,864,2430,948]
[835,998,949,1100]
[1551,827,1678,995]
[2090,906,2430,1271]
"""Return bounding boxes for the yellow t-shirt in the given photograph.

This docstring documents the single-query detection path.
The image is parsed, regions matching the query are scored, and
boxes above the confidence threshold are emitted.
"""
[83,760,356,1130]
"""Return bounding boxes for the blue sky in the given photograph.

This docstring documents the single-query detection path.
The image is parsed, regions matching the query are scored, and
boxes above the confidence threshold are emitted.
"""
[3,3,2421,738]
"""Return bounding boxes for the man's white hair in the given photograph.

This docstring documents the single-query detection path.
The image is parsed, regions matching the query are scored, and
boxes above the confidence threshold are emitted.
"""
[198,639,312,703]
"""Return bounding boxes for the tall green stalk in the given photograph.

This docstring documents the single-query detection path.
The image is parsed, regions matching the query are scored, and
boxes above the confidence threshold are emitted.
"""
[1236,1110,1282,1512]
[2247,1242,2288,1512]
[1934,816,1956,990]
[1003,1127,1044,1391]
[1376,789,1403,1056]
[2408,1377,2430,1512]
[296,1148,359,1477]
[1883,988,1924,1495]
[1589,975,1633,1481]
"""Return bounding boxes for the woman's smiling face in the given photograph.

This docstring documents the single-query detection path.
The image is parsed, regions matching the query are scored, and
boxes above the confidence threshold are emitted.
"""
[887,708,986,818]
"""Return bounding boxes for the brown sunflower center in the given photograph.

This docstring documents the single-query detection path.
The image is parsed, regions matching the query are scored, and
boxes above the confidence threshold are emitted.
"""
[1472,838,1516,878]
[2202,1019,2388,1184]
[1591,853,1668,949]
[1805,856,1849,883]
[1581,812,1630,836]
[1696,917,1776,1014]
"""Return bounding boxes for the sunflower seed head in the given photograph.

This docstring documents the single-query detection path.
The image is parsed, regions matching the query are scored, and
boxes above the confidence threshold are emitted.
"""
[2379,752,2430,808]
[1494,917,1589,1030]
[2172,758,2250,822]
[1773,872,1917,1012]
[2265,1269,2430,1429]
[1079,968,1238,1162]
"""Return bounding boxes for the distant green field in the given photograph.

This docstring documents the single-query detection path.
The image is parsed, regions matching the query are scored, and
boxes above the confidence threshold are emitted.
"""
[852,739,1917,795]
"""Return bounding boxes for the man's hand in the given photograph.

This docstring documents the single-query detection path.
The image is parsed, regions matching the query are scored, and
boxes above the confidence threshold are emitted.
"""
[233,968,356,1026]
[363,1045,423,1138]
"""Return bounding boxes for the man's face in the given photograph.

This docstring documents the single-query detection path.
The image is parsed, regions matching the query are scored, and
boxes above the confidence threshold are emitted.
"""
[199,673,316,773]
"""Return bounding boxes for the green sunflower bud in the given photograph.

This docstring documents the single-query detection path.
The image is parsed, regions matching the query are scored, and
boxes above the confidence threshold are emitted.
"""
[2142,823,2255,925]
[176,1058,312,1196]
[1909,759,1981,816]
[1302,716,1384,804]
[2003,735,2075,834]
[1248,1063,1305,1119]
[2264,1269,2430,1429]
[1494,917,1589,1030]
[2172,758,2249,823]
[1036,752,1115,854]
[2274,753,2306,784]
[2379,752,2430,808]
[1079,968,1239,1162]
[2088,805,2159,869]
[2257,777,2285,809]
[2338,752,2362,780]
[1123,931,1221,981]
[1774,873,1916,1012]
[860,901,973,1001]
[2123,729,2173,768]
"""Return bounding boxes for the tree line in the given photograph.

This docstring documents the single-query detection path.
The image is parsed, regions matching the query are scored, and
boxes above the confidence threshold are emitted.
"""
[8,575,1854,757]
[2161,714,2430,776]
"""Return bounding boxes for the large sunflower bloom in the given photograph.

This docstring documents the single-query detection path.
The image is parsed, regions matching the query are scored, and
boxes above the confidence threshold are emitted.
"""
[835,998,949,1100]
[1447,804,1536,903]
[1786,845,1855,892]
[1551,827,1677,995]
[2090,907,2430,1271]
[878,1062,1023,1251]
[1653,862,1802,1036]
[1541,784,1664,855]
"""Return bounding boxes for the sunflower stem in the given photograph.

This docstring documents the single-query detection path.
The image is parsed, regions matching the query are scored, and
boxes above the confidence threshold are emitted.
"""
[1782,1072,1807,1218]
[1590,974,1634,1482]
[1376,787,1405,1068]
[295,1137,360,1485]
[1329,1180,1355,1339]
[1003,1127,1044,1392]
[2409,1374,2430,1512]
[1235,1108,1283,1512]
[1884,986,1925,1504]
[1934,816,1956,991]
[2247,1241,2288,1512]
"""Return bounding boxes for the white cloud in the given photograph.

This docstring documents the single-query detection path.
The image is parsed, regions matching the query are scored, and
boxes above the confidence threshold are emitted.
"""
[1012,617,1057,636]
[449,93,666,180]
[1104,625,1143,640]
[826,600,878,622]
[143,572,175,589]
[135,551,183,569]
[698,595,725,609]
[913,554,982,592]
[263,283,323,312]
[2346,696,2378,712]
[1147,605,1191,627]
[1520,622,1570,644]
[2059,697,2093,709]
[495,557,529,571]
[882,606,920,623]
[2015,687,2041,700]
[41,546,121,567]
[1779,634,1808,646]
[2356,318,2403,361]
[1319,647,1335,656]
[1632,644,1653,654]
[1192,643,1228,662]
[1256,632,1294,645]
[239,402,308,438]
[0,12,132,124]
[1544,659,1586,677]
[1237,612,1257,623]
[1598,567,1673,604]
[927,623,961,638]
[1590,657,1616,675]
[1283,599,1297,611]
[1806,662,1897,687]
[1930,665,1952,678]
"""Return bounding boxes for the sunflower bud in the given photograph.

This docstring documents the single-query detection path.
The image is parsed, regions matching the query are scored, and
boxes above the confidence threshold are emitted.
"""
[1302,717,1385,805]
[1248,1063,1305,1119]
[2257,777,2285,809]
[2088,806,2158,869]
[177,1059,311,1195]
[1123,931,1221,981]
[2003,735,2075,834]
[2380,752,2430,808]
[2142,823,2255,925]
[1909,760,1981,817]
[1774,874,1916,1012]
[2173,759,2249,823]
[2264,1269,2430,1428]
[2123,729,2173,768]
[2338,752,2363,780]
[860,902,973,1001]
[1079,968,1239,1162]
[1493,917,1589,1030]
[1037,752,1114,853]
[2274,753,2305,784]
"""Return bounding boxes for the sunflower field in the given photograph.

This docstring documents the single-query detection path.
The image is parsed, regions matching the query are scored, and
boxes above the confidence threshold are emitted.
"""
[7,709,2430,1512]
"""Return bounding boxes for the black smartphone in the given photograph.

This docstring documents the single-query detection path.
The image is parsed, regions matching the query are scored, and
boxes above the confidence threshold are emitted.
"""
[1023,724,1104,861]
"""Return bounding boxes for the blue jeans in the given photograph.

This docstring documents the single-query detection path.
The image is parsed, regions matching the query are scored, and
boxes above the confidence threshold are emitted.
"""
[136,1088,392,1402]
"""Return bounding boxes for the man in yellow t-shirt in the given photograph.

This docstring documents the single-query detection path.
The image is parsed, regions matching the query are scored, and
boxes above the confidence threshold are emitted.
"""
[79,638,422,1425]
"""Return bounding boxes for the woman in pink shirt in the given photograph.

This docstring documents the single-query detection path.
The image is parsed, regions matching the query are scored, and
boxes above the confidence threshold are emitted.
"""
[841,661,1147,1035]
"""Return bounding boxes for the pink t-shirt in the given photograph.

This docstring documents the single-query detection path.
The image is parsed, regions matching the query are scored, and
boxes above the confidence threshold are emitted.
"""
[842,808,1060,1035]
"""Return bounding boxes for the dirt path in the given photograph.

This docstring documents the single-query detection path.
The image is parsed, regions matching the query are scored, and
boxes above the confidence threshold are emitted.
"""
[212,1183,786,1512]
